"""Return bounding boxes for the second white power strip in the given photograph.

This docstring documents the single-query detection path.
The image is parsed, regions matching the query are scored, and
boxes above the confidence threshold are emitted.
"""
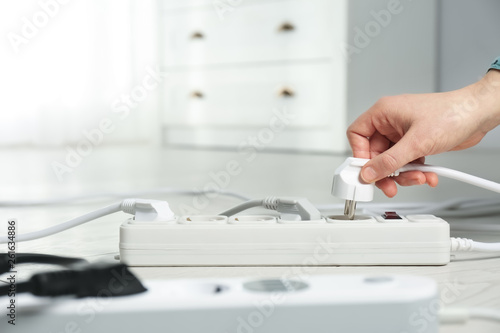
[0,275,439,333]
[119,213,450,266]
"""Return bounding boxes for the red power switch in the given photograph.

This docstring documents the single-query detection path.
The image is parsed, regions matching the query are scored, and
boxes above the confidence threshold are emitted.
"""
[382,211,402,220]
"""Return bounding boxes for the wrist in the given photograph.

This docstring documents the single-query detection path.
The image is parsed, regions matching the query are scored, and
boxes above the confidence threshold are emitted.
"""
[469,70,500,132]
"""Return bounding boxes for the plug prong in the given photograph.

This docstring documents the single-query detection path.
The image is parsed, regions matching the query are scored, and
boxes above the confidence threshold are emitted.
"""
[344,200,357,220]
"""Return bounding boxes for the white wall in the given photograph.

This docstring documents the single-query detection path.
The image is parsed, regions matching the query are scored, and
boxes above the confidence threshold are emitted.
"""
[438,0,500,148]
[346,0,438,125]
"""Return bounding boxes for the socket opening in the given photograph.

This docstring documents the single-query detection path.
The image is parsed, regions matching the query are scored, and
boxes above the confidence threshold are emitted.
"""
[326,215,375,223]
[179,216,228,225]
[228,215,277,224]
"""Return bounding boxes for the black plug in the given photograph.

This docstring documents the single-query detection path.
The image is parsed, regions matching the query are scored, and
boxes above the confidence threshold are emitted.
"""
[24,262,147,298]
[0,254,11,275]
[1,253,88,275]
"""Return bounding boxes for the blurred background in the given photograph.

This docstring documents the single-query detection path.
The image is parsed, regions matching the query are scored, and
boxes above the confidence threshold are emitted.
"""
[0,0,499,151]
[2,3,500,330]
[0,0,499,202]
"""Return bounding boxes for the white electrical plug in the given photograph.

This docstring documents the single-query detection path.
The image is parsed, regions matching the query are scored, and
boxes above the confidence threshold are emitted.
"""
[331,157,374,202]
[332,157,374,219]
[270,197,322,221]
[121,199,176,222]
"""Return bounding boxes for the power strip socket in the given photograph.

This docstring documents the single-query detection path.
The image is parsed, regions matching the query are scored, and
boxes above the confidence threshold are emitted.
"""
[2,275,439,333]
[119,213,450,266]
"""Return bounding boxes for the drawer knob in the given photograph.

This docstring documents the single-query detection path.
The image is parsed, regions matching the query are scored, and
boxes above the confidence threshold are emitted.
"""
[190,91,204,99]
[190,31,204,40]
[277,87,295,98]
[278,22,295,32]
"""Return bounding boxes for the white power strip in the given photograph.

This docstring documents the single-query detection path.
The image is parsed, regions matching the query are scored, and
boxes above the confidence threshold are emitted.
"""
[1,275,439,333]
[119,213,450,266]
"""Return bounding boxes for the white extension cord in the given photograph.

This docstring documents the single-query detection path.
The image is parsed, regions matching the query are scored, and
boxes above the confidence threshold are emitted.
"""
[119,212,453,266]
[0,275,442,333]
[2,196,498,264]
[2,206,500,260]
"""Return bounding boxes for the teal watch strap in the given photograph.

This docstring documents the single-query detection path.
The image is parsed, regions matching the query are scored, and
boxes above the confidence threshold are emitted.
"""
[490,57,500,71]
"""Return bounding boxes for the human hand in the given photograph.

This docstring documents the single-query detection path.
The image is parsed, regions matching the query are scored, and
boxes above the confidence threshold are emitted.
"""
[347,70,500,197]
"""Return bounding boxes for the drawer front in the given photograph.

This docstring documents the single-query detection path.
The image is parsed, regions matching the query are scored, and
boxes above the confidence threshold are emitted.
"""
[162,61,345,129]
[161,0,347,66]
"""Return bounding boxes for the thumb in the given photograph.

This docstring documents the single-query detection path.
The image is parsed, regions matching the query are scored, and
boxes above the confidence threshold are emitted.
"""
[360,135,423,183]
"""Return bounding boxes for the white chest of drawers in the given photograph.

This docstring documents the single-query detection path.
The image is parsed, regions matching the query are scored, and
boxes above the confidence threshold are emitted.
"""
[159,0,437,152]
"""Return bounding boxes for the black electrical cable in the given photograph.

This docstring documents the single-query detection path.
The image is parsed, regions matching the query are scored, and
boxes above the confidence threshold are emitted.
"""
[0,262,147,298]
[0,282,31,296]
[0,253,88,275]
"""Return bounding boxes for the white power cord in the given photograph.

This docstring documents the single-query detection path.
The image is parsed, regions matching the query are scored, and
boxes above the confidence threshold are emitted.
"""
[0,199,175,244]
[451,237,500,253]
[440,307,500,324]
[395,164,500,194]
[219,197,322,220]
